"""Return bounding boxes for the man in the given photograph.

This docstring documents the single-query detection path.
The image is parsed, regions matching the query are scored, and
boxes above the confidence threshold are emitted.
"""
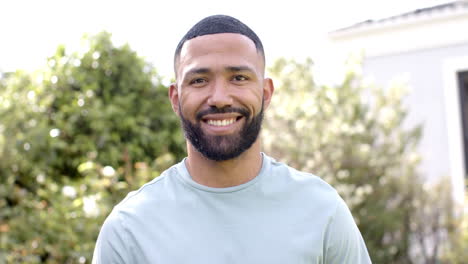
[93,15,372,263]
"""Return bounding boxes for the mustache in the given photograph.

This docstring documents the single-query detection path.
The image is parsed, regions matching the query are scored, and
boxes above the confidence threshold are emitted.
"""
[196,107,250,121]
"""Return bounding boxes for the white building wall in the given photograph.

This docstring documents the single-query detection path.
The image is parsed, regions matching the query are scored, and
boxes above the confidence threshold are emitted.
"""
[328,3,468,202]
[363,43,468,185]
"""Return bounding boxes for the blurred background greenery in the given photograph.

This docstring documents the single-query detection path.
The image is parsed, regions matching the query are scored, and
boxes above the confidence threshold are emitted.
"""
[0,32,466,263]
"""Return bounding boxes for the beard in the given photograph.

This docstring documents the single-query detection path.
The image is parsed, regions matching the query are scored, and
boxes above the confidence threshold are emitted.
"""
[179,101,264,161]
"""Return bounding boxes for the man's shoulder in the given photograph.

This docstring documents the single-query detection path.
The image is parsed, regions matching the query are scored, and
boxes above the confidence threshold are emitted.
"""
[111,163,183,215]
[265,155,341,203]
[267,155,335,187]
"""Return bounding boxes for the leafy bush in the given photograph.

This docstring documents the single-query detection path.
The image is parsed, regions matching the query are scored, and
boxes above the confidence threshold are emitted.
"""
[0,32,185,263]
[263,58,455,263]
[1,34,464,263]
[441,186,468,264]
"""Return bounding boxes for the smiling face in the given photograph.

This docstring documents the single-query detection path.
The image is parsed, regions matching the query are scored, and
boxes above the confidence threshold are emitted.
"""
[170,33,274,161]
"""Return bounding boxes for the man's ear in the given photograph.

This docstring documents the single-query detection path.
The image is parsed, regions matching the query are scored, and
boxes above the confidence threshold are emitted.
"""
[262,78,275,109]
[169,83,180,115]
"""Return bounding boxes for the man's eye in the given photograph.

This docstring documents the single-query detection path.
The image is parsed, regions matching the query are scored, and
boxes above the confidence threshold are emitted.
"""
[233,75,248,82]
[190,78,207,85]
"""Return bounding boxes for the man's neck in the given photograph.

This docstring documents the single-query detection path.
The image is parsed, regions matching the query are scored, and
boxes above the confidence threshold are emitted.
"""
[185,141,263,188]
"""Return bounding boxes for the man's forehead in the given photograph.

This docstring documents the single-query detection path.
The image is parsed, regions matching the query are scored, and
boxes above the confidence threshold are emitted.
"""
[175,33,264,77]
[180,33,257,56]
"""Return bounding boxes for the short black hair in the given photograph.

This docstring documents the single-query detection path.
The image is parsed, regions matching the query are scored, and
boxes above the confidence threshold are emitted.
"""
[174,15,265,71]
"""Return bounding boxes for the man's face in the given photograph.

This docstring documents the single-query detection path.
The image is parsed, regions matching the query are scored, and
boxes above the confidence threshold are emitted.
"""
[170,33,273,161]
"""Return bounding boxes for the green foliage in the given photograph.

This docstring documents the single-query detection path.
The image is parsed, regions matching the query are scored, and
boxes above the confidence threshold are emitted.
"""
[264,57,438,263]
[0,32,185,263]
[1,32,464,263]
[441,187,468,264]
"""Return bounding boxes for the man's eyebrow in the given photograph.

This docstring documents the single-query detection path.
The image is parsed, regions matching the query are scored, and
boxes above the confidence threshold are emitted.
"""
[185,68,211,77]
[182,66,255,80]
[226,66,255,73]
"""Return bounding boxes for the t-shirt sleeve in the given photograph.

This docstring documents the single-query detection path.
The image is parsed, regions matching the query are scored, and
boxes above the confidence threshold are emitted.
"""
[324,196,372,264]
[92,210,129,264]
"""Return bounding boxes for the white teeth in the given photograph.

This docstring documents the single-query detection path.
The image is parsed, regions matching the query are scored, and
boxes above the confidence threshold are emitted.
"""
[207,118,236,126]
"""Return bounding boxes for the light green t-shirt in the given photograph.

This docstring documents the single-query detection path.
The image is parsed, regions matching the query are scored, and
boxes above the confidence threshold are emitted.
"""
[93,154,371,263]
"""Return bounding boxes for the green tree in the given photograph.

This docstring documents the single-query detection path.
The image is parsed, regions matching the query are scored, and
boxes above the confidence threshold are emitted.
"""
[441,185,468,264]
[0,32,185,263]
[264,57,429,263]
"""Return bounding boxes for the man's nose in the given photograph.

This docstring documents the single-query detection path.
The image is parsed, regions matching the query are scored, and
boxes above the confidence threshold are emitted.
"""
[206,79,233,108]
